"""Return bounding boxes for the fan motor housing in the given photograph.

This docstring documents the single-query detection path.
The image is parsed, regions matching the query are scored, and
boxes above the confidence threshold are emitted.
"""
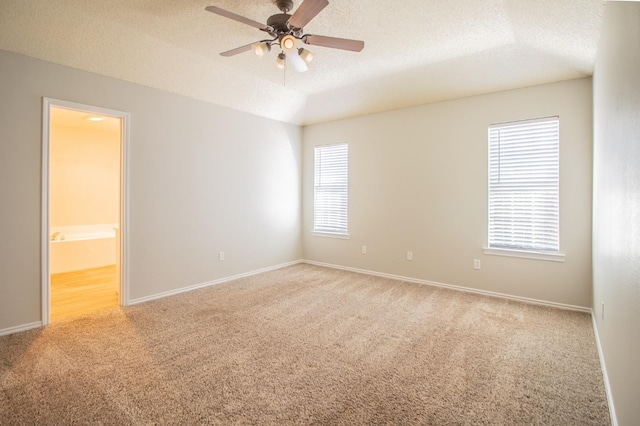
[267,13,292,33]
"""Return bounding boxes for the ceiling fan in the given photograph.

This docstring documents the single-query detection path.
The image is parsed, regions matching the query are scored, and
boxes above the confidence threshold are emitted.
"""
[205,0,365,72]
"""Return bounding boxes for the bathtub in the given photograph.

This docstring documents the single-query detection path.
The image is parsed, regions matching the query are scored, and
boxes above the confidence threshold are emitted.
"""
[50,224,118,274]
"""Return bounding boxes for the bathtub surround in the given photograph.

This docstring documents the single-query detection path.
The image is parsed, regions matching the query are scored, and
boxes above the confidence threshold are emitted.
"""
[49,224,118,242]
[0,264,610,425]
[49,224,118,273]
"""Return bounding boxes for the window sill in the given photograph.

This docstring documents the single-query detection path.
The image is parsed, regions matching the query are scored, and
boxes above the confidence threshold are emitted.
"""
[483,247,565,262]
[312,232,350,240]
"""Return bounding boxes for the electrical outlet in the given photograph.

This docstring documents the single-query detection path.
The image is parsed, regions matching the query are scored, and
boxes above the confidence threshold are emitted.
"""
[601,301,605,320]
[407,251,413,261]
[362,245,367,254]
[473,259,481,270]
[219,251,225,261]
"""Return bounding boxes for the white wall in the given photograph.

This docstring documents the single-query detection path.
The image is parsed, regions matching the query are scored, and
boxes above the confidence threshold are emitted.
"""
[0,50,301,331]
[592,3,640,425]
[303,78,593,307]
[0,47,597,332]
[50,122,120,227]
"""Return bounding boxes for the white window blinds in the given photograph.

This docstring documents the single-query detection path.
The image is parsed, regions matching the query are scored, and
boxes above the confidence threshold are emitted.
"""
[314,143,348,235]
[488,117,559,252]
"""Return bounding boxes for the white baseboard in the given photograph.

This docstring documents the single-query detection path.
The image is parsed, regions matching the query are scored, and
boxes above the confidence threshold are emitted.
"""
[0,321,42,337]
[1,258,589,337]
[128,260,303,305]
[302,259,591,313]
[591,313,618,426]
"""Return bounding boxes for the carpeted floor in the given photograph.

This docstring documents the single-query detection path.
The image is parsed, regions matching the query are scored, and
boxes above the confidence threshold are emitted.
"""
[0,264,610,425]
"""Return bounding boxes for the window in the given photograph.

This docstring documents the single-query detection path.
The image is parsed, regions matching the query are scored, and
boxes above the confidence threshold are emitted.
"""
[486,117,562,259]
[314,143,349,237]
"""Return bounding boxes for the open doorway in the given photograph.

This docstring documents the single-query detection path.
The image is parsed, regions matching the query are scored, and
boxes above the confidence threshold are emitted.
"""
[42,99,129,324]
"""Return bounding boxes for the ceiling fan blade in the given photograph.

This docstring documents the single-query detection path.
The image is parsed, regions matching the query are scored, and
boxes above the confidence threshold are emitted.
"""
[303,35,364,52]
[287,0,329,29]
[205,6,268,30]
[220,43,254,57]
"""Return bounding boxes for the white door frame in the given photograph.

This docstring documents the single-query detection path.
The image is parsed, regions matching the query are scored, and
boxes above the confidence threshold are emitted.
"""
[41,98,130,325]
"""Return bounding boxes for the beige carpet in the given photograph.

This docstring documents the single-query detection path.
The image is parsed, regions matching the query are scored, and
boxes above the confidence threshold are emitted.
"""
[0,264,609,425]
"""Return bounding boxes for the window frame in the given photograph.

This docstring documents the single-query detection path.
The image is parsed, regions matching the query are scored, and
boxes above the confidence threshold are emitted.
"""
[483,116,564,262]
[312,142,350,239]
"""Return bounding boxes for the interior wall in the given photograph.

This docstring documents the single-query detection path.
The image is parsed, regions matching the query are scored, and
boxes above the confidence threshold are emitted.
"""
[0,50,302,332]
[592,3,640,425]
[302,78,593,307]
[50,123,120,228]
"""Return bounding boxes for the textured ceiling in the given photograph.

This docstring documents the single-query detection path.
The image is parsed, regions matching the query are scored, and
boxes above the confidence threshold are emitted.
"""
[0,0,606,125]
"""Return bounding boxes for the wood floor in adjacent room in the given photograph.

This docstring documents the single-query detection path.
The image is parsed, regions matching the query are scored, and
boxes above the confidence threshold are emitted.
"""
[50,265,118,321]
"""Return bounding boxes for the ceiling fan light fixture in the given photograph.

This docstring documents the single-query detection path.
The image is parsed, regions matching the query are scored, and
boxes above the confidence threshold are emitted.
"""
[281,35,297,52]
[252,42,270,57]
[298,48,314,64]
[206,0,365,76]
